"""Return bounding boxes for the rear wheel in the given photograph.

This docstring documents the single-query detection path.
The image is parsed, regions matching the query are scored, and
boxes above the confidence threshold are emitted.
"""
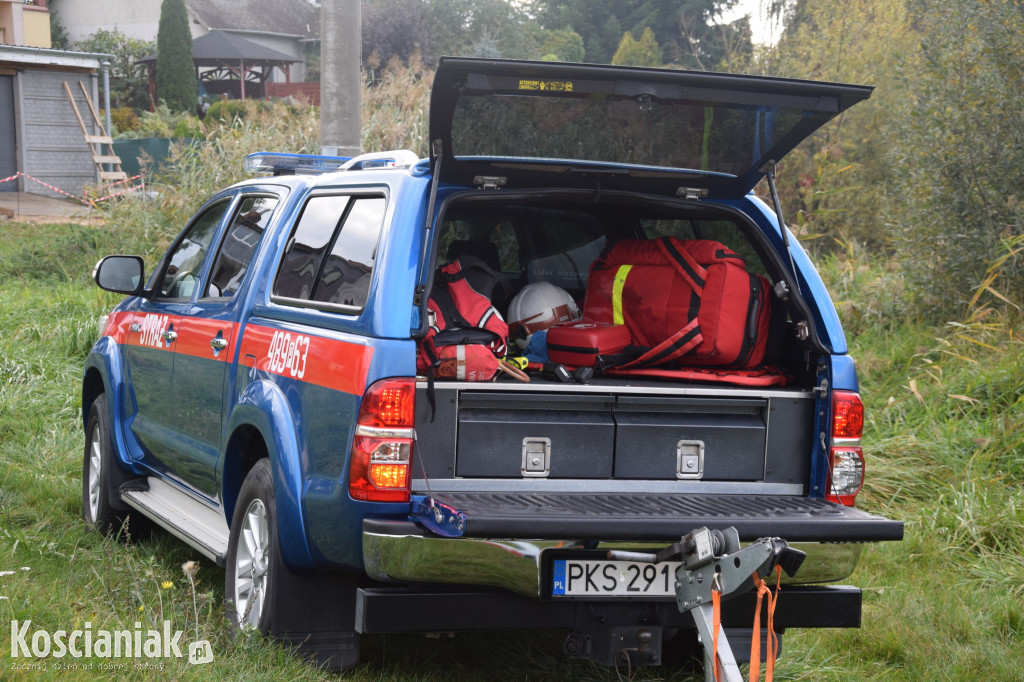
[226,459,278,632]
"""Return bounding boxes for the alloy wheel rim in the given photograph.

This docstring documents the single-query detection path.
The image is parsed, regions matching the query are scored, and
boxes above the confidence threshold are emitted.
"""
[233,498,270,629]
[87,426,102,521]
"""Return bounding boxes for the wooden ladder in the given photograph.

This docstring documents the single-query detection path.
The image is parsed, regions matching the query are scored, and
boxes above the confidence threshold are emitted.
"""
[63,81,128,185]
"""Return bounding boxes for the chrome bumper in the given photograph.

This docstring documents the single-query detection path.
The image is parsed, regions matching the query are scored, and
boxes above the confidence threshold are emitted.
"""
[362,523,863,599]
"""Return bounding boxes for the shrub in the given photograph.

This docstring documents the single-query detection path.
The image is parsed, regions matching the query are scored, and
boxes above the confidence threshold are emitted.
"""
[204,98,251,123]
[110,107,141,135]
[172,117,205,139]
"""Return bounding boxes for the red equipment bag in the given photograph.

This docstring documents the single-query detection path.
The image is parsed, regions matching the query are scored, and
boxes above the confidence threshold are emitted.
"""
[584,237,774,369]
[546,322,632,368]
[417,256,510,379]
[431,343,501,381]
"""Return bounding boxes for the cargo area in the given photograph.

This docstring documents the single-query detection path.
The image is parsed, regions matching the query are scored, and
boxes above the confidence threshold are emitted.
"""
[413,191,828,497]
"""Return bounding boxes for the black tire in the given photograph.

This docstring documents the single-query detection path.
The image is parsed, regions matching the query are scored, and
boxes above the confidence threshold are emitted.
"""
[225,459,279,632]
[82,394,147,539]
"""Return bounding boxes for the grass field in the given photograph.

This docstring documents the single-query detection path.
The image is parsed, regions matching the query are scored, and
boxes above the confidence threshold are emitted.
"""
[1,215,1021,681]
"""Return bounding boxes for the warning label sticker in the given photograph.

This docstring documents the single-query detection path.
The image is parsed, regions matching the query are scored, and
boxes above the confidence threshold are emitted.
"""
[518,79,574,92]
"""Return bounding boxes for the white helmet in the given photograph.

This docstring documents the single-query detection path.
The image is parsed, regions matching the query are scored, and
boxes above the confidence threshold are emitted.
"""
[507,282,581,349]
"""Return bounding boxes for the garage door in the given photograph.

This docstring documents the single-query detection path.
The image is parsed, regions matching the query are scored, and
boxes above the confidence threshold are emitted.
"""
[0,75,16,191]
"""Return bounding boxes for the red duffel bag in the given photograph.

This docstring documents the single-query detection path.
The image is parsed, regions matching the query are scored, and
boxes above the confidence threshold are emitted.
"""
[584,237,774,369]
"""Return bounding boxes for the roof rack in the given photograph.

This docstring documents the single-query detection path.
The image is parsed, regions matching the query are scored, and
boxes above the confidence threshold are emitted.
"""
[244,150,421,176]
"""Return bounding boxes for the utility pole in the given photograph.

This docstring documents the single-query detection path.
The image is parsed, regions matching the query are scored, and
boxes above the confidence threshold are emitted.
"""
[320,0,362,157]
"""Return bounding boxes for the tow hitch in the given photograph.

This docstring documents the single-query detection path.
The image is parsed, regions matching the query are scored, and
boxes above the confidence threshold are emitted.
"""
[608,527,806,681]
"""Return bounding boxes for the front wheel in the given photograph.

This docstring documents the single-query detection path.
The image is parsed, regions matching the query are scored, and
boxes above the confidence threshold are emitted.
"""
[225,459,279,632]
[82,394,146,538]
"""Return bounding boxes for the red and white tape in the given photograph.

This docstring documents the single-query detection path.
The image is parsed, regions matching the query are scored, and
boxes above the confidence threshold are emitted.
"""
[0,171,144,207]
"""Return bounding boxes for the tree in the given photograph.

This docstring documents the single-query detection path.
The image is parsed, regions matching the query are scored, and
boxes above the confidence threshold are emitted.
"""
[764,0,914,251]
[889,0,1024,316]
[362,0,542,70]
[49,10,71,50]
[75,30,154,109]
[536,0,746,67]
[611,28,663,67]
[362,0,436,70]
[541,28,586,63]
[156,0,197,113]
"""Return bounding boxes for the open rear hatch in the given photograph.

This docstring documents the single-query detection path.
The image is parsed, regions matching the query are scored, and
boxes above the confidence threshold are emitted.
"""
[430,57,873,198]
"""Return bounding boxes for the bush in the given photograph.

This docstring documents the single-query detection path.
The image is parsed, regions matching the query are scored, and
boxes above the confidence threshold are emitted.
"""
[109,107,141,135]
[172,116,205,139]
[204,98,251,123]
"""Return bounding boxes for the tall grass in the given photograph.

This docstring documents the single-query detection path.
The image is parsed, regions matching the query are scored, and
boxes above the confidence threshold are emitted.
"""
[778,244,1024,680]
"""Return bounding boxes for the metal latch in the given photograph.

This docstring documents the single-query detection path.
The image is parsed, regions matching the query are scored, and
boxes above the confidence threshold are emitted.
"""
[677,187,708,200]
[676,440,705,479]
[521,437,551,477]
[474,175,507,190]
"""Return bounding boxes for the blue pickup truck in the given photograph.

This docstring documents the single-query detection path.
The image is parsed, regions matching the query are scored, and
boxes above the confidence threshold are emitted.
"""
[82,58,902,673]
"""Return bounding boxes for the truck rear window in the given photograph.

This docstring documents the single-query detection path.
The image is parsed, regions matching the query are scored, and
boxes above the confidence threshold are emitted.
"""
[437,201,769,299]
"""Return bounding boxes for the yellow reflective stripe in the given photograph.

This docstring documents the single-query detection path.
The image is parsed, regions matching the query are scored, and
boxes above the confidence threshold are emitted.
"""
[612,265,633,326]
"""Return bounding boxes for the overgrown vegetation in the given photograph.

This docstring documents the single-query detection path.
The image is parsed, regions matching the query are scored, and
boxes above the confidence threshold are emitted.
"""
[758,0,1024,320]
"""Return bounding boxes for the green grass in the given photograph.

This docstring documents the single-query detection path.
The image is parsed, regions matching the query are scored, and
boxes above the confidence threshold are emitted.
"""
[1,217,1021,680]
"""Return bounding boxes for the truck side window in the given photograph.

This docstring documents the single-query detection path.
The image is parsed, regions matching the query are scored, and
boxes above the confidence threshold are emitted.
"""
[157,200,230,300]
[204,195,279,299]
[273,194,386,311]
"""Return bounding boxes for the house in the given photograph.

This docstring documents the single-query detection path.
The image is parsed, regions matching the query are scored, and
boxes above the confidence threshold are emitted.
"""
[52,0,319,83]
[0,0,51,48]
[1,2,113,198]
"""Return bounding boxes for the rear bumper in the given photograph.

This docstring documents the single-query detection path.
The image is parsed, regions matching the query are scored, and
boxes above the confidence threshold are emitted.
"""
[356,583,864,633]
[363,519,867,599]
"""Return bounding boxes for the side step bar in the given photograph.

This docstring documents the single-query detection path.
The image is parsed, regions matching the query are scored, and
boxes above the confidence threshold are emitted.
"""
[120,476,230,565]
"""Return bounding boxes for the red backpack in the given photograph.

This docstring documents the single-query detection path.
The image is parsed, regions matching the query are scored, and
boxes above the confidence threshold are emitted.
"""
[417,256,511,380]
[584,237,774,369]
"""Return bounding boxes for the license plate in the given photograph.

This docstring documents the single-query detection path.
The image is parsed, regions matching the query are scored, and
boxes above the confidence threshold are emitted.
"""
[551,559,681,597]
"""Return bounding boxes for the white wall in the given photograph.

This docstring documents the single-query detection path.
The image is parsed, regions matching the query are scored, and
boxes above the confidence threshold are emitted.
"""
[56,0,162,44]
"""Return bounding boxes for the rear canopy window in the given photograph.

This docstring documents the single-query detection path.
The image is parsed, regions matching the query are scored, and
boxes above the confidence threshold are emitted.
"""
[450,81,804,177]
[438,202,771,299]
[273,194,386,311]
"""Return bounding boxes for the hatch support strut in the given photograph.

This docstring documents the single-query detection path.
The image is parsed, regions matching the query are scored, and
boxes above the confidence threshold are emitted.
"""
[760,161,803,299]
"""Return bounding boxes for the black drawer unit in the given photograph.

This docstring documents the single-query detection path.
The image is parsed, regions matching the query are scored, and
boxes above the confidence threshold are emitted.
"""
[455,392,615,478]
[613,396,768,481]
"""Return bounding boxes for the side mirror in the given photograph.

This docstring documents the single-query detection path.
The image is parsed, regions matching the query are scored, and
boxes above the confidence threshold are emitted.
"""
[93,256,145,295]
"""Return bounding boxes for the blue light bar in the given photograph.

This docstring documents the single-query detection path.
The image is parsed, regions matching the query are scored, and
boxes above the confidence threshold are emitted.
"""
[244,152,352,175]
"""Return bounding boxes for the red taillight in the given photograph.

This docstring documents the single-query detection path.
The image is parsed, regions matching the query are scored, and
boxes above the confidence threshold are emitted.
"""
[348,378,416,503]
[827,391,865,506]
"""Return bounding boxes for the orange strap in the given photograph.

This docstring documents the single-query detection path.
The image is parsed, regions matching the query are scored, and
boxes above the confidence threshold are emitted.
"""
[712,578,722,682]
[748,565,783,682]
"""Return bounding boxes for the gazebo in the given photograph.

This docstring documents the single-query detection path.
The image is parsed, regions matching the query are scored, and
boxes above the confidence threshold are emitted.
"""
[141,30,303,103]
